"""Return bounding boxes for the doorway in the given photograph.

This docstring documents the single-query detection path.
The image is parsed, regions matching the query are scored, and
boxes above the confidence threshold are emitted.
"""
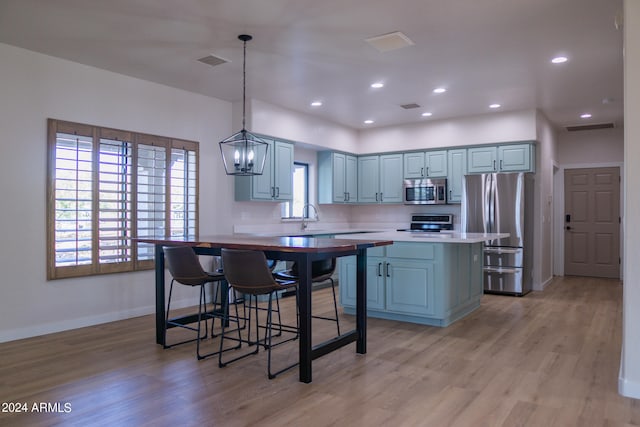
[564,167,620,278]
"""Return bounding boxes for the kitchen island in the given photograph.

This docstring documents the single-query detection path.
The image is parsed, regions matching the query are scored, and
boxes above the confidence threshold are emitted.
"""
[334,231,508,327]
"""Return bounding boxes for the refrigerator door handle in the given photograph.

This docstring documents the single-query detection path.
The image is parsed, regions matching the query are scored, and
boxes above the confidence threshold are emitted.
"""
[484,266,520,274]
[484,248,521,254]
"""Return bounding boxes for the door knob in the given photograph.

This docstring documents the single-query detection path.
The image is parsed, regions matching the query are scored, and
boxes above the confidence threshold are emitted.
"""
[566,226,572,230]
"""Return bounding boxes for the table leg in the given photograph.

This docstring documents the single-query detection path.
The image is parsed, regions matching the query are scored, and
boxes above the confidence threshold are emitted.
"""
[356,248,367,354]
[297,256,312,383]
[155,244,166,345]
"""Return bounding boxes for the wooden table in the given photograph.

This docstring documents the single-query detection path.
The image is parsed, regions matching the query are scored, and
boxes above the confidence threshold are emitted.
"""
[136,234,393,383]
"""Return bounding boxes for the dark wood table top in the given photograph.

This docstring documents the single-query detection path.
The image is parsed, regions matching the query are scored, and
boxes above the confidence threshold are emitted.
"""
[136,234,393,253]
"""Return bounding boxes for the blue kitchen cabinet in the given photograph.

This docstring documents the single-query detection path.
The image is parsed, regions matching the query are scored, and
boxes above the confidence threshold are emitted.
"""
[384,258,437,316]
[318,151,358,203]
[339,241,484,327]
[498,144,533,172]
[358,153,403,203]
[467,143,534,174]
[339,254,386,310]
[235,138,294,201]
[403,150,447,178]
[447,148,467,203]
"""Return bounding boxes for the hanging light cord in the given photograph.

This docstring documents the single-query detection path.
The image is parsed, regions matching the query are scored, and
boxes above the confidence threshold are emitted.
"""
[241,37,247,131]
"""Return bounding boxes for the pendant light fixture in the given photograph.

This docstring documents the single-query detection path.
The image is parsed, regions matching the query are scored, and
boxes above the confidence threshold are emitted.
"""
[219,34,268,176]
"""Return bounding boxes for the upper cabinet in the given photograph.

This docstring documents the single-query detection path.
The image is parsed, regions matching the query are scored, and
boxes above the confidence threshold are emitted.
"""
[467,143,534,174]
[358,153,403,203]
[318,151,357,203]
[403,150,448,178]
[235,138,294,201]
[317,142,535,205]
[447,149,467,204]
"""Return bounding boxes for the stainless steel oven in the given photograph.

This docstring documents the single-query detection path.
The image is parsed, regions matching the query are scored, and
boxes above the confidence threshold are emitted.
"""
[403,179,447,205]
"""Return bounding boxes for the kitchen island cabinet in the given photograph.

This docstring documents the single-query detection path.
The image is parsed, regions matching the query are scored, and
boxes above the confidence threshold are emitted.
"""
[336,232,507,327]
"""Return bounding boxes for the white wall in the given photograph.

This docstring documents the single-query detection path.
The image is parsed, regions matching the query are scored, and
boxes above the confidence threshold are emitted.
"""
[250,99,359,153]
[534,111,558,290]
[358,109,537,153]
[0,43,233,342]
[557,127,624,165]
[620,0,640,399]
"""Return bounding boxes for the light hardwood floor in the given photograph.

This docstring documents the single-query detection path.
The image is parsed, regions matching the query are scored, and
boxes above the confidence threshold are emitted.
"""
[1,276,639,426]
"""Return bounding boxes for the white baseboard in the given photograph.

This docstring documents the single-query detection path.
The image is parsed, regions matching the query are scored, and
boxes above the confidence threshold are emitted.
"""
[619,375,640,399]
[0,297,195,344]
[533,275,555,292]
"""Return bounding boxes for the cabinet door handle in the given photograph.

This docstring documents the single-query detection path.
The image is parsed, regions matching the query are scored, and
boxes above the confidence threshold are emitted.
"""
[375,192,379,202]
[420,167,424,177]
[344,191,347,202]
[426,167,429,176]
[500,160,503,170]
[379,192,383,202]
[377,262,382,277]
[276,187,280,198]
[493,160,496,170]
[386,262,391,277]
[271,187,275,198]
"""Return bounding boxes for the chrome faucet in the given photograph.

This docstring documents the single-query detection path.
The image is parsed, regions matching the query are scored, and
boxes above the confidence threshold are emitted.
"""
[301,203,320,230]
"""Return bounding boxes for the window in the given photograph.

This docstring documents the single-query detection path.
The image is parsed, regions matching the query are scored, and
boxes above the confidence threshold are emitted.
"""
[46,119,198,279]
[282,162,308,218]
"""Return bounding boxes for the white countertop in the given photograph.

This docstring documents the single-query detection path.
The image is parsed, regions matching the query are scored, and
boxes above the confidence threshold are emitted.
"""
[235,228,388,237]
[332,230,510,244]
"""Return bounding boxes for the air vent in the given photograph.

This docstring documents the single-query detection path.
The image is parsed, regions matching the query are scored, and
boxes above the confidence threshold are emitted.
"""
[400,103,421,109]
[365,31,415,52]
[197,54,229,67]
[566,123,615,132]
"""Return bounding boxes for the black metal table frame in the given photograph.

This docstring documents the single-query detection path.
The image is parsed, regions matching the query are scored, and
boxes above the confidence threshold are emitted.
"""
[153,243,369,383]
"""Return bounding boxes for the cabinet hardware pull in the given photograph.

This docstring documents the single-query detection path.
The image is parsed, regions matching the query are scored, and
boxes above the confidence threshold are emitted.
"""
[421,167,424,177]
[271,187,275,198]
[375,192,379,202]
[276,187,280,198]
[493,160,496,170]
[426,167,429,176]
[377,263,382,277]
[344,192,348,202]
[386,262,391,277]
[380,192,383,202]
[500,160,503,170]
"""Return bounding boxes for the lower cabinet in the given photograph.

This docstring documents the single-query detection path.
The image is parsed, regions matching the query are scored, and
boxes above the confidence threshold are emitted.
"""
[339,241,483,327]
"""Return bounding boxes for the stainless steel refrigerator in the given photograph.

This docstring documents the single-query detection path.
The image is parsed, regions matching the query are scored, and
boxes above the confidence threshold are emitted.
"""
[461,172,534,296]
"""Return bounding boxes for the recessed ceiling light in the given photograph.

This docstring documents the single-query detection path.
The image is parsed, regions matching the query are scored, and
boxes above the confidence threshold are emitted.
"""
[364,120,374,124]
[421,112,433,117]
[433,87,446,94]
[310,101,323,107]
[371,82,384,89]
[551,56,568,64]
[489,103,501,109]
[580,113,592,119]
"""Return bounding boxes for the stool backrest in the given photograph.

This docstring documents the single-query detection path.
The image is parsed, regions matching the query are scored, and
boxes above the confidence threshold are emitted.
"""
[164,246,209,285]
[291,258,336,277]
[221,249,278,295]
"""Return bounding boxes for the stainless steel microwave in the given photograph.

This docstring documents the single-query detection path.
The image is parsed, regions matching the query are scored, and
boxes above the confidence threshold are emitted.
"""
[403,178,447,205]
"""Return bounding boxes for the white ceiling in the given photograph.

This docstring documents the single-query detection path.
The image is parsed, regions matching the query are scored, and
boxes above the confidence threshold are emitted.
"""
[0,0,624,131]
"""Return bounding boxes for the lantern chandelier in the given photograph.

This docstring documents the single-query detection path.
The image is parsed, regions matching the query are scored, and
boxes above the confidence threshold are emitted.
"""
[219,34,268,176]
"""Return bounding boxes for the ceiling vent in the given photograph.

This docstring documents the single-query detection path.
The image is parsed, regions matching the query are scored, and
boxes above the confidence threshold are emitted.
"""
[365,31,415,52]
[565,123,615,132]
[197,54,229,67]
[400,103,421,109]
